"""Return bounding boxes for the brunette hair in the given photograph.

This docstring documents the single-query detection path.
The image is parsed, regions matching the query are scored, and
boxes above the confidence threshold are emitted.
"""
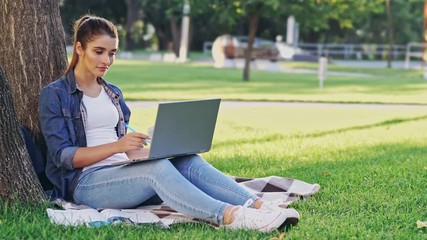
[64,15,118,75]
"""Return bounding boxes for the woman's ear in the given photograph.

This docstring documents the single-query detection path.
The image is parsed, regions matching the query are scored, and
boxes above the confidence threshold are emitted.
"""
[75,42,83,56]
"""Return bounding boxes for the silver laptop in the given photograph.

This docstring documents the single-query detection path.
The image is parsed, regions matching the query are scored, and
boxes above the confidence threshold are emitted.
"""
[112,98,221,165]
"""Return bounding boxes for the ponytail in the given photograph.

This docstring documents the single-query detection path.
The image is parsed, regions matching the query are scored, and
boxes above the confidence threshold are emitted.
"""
[64,15,118,75]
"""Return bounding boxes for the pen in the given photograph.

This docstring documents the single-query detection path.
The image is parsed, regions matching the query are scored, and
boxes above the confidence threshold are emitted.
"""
[125,124,151,144]
[125,124,137,133]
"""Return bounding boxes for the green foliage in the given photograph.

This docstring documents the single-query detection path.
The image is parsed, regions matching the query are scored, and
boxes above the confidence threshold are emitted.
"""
[201,0,280,33]
[59,0,425,50]
[131,20,145,43]
[353,0,424,44]
[140,0,183,20]
[60,0,126,41]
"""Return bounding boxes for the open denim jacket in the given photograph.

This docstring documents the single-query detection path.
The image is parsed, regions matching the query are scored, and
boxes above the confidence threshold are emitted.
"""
[38,70,130,200]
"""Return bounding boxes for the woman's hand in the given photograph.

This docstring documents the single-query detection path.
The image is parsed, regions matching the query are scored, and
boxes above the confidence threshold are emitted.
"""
[116,132,151,152]
[72,132,151,168]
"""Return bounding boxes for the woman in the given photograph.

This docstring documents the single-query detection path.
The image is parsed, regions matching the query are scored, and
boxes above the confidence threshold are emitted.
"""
[39,15,300,232]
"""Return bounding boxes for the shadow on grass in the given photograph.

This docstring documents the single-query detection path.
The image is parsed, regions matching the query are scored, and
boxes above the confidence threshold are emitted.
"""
[213,114,427,148]
[298,114,427,138]
[284,142,426,238]
[210,133,426,238]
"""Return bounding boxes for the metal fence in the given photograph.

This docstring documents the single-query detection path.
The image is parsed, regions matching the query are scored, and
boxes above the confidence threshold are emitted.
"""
[203,41,407,60]
[203,41,426,69]
[404,42,426,69]
[298,43,407,60]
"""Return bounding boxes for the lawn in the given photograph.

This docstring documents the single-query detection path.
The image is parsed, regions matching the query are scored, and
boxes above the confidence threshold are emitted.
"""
[1,60,426,239]
[106,59,427,104]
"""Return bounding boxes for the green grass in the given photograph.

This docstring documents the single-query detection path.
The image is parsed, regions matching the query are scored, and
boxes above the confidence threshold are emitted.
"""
[106,59,427,104]
[130,50,209,60]
[2,61,427,239]
[282,61,415,76]
[3,106,424,239]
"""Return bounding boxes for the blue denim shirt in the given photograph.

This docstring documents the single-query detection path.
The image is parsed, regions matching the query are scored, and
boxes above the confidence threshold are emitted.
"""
[38,70,131,201]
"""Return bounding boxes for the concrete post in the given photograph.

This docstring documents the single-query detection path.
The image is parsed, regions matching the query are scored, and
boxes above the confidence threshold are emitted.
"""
[318,57,328,88]
[178,0,190,62]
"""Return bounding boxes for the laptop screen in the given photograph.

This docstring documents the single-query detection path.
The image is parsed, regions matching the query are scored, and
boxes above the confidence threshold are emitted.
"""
[148,98,221,159]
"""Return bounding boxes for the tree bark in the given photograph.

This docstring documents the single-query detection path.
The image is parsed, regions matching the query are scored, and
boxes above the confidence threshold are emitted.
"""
[125,0,144,51]
[0,67,45,203]
[0,0,67,203]
[243,13,259,81]
[170,17,180,56]
[155,27,169,51]
[385,0,394,68]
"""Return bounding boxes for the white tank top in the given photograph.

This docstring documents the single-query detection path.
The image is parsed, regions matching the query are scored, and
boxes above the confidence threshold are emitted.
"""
[82,87,128,171]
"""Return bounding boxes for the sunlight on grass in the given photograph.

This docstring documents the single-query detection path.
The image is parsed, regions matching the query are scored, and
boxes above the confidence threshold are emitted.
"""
[106,59,427,104]
[3,59,427,239]
[130,104,427,144]
[2,105,426,239]
[122,104,427,239]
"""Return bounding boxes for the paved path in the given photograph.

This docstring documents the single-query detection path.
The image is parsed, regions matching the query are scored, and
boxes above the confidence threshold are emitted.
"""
[127,100,427,110]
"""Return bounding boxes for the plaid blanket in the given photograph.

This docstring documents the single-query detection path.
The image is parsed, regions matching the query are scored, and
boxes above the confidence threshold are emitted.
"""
[48,176,320,227]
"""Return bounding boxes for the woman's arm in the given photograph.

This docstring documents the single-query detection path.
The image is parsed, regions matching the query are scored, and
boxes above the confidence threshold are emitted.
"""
[72,132,149,168]
[39,86,150,169]
[39,86,77,170]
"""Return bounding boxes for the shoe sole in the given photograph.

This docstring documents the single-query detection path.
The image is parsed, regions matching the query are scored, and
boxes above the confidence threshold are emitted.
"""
[222,208,300,233]
[260,210,299,232]
[279,217,299,230]
[278,209,300,231]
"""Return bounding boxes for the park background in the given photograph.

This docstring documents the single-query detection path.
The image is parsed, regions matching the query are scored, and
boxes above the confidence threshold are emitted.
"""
[1,0,427,239]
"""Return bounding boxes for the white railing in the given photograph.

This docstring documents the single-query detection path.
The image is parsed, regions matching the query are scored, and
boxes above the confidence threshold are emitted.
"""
[404,42,425,69]
[298,43,406,60]
[204,41,407,59]
[203,41,426,69]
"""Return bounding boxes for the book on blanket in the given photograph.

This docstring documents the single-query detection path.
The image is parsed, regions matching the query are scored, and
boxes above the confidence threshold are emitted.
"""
[46,208,163,227]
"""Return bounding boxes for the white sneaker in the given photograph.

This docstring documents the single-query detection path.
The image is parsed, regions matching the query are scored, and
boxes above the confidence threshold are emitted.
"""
[224,199,296,232]
[259,199,291,211]
[259,200,300,227]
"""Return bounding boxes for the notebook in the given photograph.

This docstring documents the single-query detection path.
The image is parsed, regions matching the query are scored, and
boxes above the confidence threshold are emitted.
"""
[112,98,221,165]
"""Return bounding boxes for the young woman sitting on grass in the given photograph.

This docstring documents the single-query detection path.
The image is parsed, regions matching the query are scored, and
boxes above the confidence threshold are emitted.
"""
[38,15,299,232]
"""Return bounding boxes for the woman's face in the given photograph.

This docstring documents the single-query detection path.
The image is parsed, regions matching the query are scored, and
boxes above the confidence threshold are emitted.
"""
[76,34,118,78]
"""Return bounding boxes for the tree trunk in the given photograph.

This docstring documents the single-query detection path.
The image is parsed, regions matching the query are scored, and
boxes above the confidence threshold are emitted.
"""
[155,28,169,51]
[0,67,44,203]
[0,0,67,203]
[170,17,180,56]
[385,0,394,68]
[125,0,144,51]
[243,13,259,81]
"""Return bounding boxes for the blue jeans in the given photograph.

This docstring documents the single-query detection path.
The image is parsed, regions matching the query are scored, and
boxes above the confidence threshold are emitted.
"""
[73,155,259,225]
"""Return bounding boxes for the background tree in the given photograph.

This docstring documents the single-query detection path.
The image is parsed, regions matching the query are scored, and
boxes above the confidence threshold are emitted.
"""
[57,0,424,53]
[205,0,385,80]
[242,1,282,81]
[339,0,423,45]
[0,0,67,203]
[60,0,126,45]
[202,0,423,50]
[385,0,394,68]
[125,0,144,51]
[206,0,281,81]
[140,0,184,53]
